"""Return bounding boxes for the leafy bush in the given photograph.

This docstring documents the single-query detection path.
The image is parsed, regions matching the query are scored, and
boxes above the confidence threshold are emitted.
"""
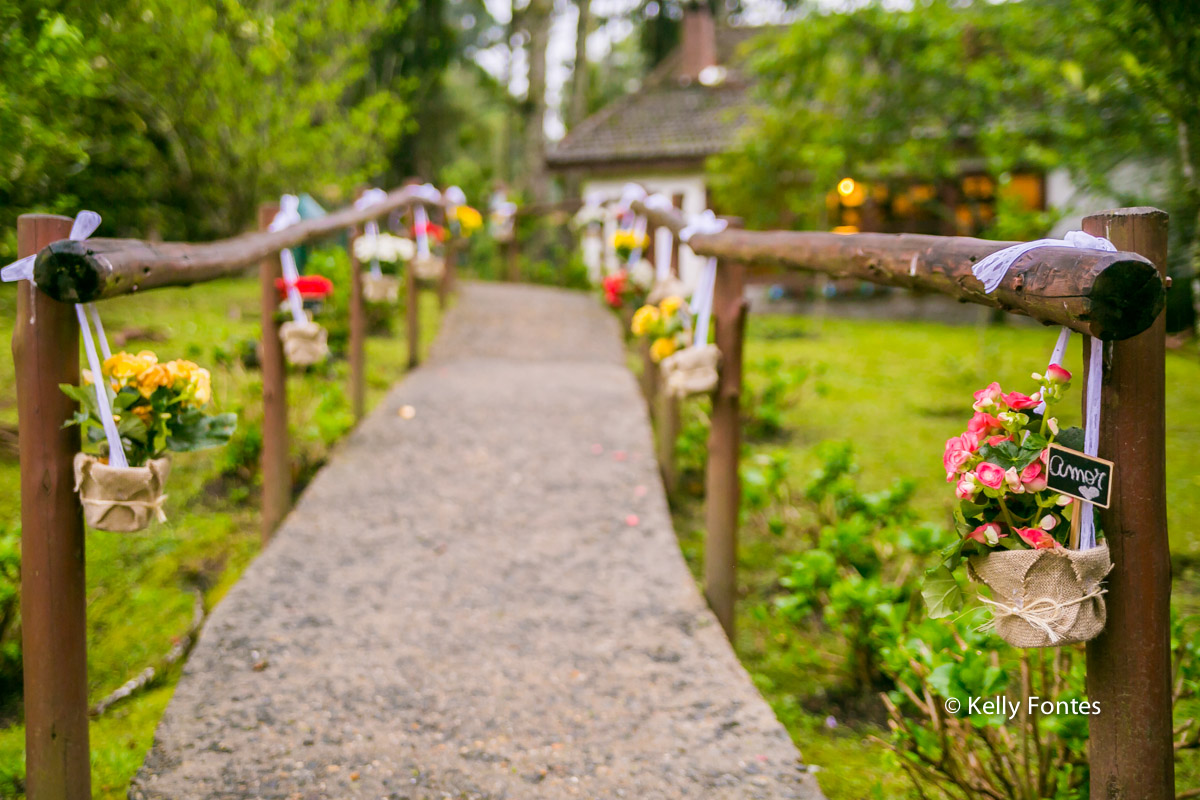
[742,356,810,440]
[764,443,1200,799]
[0,525,20,710]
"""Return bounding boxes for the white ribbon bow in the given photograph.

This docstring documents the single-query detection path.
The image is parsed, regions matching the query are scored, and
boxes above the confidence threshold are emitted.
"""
[269,195,307,322]
[355,189,390,276]
[972,230,1116,293]
[619,183,647,211]
[643,193,673,212]
[680,210,728,244]
[354,188,389,211]
[2,210,102,285]
[443,186,467,207]
[411,183,443,205]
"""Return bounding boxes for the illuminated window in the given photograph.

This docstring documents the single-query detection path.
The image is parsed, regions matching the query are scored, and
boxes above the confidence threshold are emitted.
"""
[1001,173,1044,211]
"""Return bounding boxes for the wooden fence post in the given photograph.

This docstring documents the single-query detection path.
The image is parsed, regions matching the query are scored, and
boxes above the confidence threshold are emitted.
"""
[1081,208,1173,800]
[656,391,680,496]
[506,217,520,282]
[440,238,456,309]
[258,203,291,541]
[15,214,91,800]
[705,256,747,640]
[406,252,420,369]
[348,223,366,421]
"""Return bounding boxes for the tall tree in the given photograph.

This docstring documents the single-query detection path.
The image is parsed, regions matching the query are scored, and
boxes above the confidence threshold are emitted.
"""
[521,0,555,203]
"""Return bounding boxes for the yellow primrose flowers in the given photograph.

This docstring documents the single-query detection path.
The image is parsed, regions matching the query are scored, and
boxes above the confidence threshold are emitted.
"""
[630,295,691,362]
[65,349,234,467]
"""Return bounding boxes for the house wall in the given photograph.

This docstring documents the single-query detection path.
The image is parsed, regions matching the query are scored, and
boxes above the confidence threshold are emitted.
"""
[582,173,711,288]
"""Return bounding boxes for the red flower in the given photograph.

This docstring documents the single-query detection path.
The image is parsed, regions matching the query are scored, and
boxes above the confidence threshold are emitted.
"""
[1016,527,1060,549]
[413,221,447,242]
[602,270,630,308]
[1004,390,1041,411]
[276,275,334,300]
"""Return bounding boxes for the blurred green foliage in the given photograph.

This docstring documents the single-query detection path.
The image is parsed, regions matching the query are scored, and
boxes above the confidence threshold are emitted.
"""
[711,0,1200,332]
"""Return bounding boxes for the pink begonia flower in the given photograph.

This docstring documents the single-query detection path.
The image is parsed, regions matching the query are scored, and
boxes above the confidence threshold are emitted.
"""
[1045,363,1072,383]
[973,382,1005,411]
[960,431,982,452]
[1004,390,1042,411]
[1004,467,1024,492]
[1038,514,1059,531]
[1021,461,1048,492]
[975,462,1006,490]
[955,473,979,500]
[967,522,1006,545]
[967,412,1003,436]
[944,437,972,480]
[986,434,1014,447]
[1016,527,1060,549]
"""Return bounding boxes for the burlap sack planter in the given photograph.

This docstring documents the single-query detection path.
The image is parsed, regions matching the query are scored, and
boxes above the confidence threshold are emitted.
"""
[363,274,400,304]
[413,255,445,282]
[967,543,1112,648]
[74,453,170,533]
[660,344,721,399]
[279,320,329,366]
[646,277,689,305]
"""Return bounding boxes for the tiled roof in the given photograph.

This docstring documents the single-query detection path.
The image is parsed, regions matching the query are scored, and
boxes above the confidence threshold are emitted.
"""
[546,26,772,168]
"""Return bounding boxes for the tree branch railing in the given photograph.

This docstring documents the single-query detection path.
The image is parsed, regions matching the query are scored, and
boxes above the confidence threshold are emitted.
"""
[628,194,1172,800]
[10,183,457,800]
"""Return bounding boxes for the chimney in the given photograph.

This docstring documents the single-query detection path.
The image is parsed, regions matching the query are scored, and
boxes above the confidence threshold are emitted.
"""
[679,5,717,82]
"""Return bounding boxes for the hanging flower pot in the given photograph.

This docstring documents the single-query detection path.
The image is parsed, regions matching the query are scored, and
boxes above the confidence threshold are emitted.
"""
[924,352,1112,648]
[61,350,237,533]
[967,543,1110,647]
[279,319,330,366]
[412,254,445,282]
[362,274,401,303]
[660,343,720,399]
[74,453,171,532]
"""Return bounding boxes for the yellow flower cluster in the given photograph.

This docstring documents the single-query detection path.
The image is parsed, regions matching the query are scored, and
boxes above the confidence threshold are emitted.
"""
[99,350,213,407]
[612,229,649,253]
[451,205,483,234]
[630,294,688,362]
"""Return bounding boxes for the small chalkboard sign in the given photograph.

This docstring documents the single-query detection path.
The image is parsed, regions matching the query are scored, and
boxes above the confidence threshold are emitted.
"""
[1045,444,1113,509]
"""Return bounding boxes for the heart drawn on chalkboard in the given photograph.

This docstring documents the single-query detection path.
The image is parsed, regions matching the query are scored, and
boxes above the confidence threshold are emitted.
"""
[1079,485,1100,501]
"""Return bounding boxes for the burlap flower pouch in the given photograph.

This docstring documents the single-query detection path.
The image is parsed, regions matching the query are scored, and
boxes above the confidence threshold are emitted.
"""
[280,320,329,366]
[660,344,721,399]
[74,453,170,533]
[363,273,400,303]
[413,254,445,282]
[967,543,1111,647]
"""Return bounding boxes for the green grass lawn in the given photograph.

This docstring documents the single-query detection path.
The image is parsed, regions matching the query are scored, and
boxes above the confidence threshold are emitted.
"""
[0,271,444,798]
[663,310,1200,799]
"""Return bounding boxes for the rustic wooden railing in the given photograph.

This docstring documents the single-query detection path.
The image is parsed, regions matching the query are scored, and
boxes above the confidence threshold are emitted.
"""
[631,196,1172,800]
[12,182,454,800]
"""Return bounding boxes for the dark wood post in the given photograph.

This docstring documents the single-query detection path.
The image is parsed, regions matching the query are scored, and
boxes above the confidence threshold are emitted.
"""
[506,213,520,282]
[406,252,420,369]
[348,224,366,421]
[258,203,291,541]
[15,214,90,800]
[704,256,747,639]
[1082,208,1173,800]
[439,239,456,308]
[656,391,680,496]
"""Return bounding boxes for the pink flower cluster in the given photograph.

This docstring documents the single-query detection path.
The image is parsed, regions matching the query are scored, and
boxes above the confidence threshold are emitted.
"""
[942,364,1074,552]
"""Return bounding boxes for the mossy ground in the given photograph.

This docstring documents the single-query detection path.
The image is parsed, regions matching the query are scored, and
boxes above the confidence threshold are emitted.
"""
[0,274,443,798]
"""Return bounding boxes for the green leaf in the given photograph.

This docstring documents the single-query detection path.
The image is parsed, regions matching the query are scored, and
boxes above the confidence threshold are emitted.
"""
[922,565,965,619]
[165,411,237,452]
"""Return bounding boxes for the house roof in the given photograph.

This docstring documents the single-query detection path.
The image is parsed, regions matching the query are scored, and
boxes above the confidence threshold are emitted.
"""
[546,26,769,170]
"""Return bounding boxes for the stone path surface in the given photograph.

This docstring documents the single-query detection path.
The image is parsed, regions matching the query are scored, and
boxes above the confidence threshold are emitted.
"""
[132,282,824,800]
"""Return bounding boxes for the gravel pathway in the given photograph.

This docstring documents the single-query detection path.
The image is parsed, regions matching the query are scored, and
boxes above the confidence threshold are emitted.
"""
[132,282,824,800]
